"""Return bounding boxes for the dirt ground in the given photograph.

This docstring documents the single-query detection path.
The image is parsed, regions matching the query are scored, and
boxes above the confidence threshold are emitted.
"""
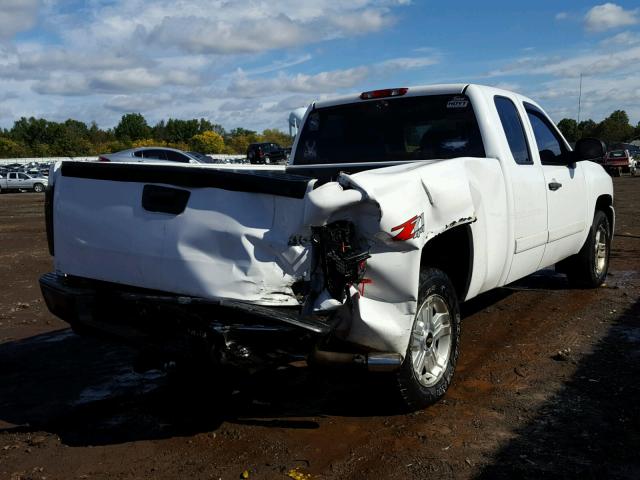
[1,178,639,480]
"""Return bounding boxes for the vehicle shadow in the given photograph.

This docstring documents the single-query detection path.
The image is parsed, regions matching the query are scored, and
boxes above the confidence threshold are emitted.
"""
[0,327,405,446]
[474,297,640,479]
[0,268,601,449]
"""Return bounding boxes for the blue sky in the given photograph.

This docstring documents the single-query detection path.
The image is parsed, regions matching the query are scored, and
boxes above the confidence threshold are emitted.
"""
[0,0,639,132]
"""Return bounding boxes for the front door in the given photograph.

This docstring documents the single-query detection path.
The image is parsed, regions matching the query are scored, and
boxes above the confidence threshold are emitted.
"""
[524,103,587,268]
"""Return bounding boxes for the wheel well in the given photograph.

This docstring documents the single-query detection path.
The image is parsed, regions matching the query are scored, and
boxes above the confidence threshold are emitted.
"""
[420,224,473,301]
[595,194,613,231]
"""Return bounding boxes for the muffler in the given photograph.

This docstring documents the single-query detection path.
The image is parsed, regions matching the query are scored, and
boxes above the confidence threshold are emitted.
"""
[312,350,402,372]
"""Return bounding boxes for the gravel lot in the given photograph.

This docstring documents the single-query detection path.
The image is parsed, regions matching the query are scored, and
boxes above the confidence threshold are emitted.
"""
[1,178,639,479]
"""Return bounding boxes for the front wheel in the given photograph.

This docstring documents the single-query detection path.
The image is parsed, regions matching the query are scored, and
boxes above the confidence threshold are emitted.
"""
[33,183,45,193]
[395,268,461,410]
[561,210,611,288]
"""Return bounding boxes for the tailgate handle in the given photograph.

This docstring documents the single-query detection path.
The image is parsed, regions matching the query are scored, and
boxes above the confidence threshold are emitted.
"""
[142,185,190,214]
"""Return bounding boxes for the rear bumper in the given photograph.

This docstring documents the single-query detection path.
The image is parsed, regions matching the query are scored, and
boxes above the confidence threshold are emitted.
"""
[39,272,331,360]
[39,272,403,371]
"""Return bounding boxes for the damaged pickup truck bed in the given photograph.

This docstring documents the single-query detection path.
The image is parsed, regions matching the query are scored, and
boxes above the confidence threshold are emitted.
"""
[41,84,614,409]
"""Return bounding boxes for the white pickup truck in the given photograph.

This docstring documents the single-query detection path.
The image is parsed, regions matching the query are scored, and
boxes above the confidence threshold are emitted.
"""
[40,84,613,409]
[0,171,48,193]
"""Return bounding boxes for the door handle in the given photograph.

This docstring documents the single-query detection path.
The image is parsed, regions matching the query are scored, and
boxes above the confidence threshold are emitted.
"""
[548,181,562,191]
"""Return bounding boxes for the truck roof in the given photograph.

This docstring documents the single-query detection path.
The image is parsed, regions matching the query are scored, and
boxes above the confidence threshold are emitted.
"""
[312,83,537,110]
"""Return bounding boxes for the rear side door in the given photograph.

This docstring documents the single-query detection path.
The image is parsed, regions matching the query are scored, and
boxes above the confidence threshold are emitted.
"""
[493,96,548,283]
[523,103,587,268]
[142,149,168,161]
[164,150,192,163]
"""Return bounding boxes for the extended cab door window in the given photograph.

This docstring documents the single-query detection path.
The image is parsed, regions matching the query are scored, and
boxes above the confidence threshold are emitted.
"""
[494,96,532,165]
[524,105,568,165]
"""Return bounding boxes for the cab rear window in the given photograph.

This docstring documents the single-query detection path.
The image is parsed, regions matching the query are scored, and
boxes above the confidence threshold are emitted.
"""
[294,94,485,165]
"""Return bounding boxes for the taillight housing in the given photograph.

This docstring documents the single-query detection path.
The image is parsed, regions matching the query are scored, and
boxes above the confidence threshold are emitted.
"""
[312,221,370,301]
[360,87,408,100]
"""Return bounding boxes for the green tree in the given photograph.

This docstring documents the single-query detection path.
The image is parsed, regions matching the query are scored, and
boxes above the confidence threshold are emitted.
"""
[9,117,58,147]
[164,118,201,144]
[260,128,292,147]
[0,137,31,158]
[152,120,167,141]
[578,119,598,138]
[594,110,634,144]
[557,118,579,143]
[190,131,225,153]
[114,113,150,142]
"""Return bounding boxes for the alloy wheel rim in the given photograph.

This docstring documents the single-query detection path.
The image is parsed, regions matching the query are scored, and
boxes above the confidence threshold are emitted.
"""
[594,225,608,277]
[410,294,452,387]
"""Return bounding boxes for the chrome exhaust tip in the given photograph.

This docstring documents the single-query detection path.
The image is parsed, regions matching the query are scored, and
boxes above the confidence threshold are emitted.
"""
[312,350,402,372]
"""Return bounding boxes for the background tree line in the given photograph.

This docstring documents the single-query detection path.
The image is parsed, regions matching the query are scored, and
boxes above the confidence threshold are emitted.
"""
[0,113,293,158]
[2,109,638,159]
[557,110,640,146]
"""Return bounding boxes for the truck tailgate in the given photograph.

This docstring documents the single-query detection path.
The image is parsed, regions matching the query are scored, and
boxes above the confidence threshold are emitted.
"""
[52,162,313,305]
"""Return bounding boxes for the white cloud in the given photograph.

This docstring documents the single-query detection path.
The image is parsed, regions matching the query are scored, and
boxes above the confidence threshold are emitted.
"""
[0,0,39,39]
[266,95,314,112]
[600,31,640,46]
[218,99,261,112]
[55,0,405,56]
[490,46,640,78]
[0,0,414,131]
[378,56,439,70]
[555,12,568,21]
[584,3,638,32]
[105,93,173,112]
[227,55,438,98]
[228,66,371,98]
[32,73,89,96]
[529,74,640,123]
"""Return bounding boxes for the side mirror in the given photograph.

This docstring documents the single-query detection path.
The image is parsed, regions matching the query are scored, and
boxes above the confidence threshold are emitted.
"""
[574,138,606,162]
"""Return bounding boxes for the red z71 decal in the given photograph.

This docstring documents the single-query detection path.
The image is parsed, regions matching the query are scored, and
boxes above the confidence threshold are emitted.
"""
[391,213,425,241]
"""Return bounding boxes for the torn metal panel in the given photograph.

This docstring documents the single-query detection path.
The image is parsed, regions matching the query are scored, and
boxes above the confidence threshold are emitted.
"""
[53,159,481,357]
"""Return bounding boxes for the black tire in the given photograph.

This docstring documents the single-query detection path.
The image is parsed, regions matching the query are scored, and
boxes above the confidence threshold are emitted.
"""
[395,268,461,411]
[562,210,611,288]
[33,183,45,193]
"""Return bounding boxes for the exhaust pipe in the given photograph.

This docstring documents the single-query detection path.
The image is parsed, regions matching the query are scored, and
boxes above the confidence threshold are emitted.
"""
[312,350,402,372]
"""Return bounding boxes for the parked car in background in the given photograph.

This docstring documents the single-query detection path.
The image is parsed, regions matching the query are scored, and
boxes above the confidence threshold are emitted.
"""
[602,149,633,176]
[0,172,48,192]
[246,142,288,164]
[98,147,201,164]
[187,151,216,163]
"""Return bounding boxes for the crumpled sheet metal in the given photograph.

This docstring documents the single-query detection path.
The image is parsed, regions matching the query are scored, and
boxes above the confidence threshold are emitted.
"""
[309,159,477,355]
[54,158,487,356]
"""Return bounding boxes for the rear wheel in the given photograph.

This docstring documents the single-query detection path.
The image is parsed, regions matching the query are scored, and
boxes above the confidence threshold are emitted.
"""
[561,210,611,288]
[395,268,461,410]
